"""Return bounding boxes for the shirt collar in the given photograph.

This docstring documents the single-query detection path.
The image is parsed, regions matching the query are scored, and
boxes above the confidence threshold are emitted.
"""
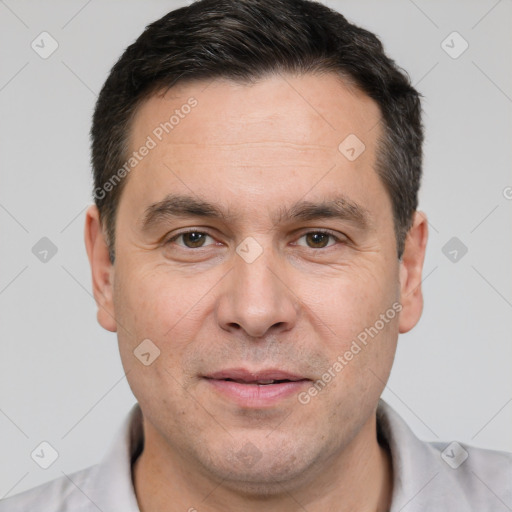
[377,400,472,511]
[83,402,143,512]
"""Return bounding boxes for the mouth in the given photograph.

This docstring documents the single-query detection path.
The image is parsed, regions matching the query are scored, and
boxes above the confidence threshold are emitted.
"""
[204,368,309,383]
[219,378,299,385]
[202,368,311,406]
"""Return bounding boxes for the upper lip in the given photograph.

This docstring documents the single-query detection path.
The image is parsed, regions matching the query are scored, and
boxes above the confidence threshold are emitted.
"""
[204,368,309,382]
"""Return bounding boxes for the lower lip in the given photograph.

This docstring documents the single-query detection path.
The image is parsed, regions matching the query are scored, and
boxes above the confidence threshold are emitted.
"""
[204,378,309,407]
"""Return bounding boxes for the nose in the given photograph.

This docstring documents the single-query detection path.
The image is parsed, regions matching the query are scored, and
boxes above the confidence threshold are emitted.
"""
[215,246,299,338]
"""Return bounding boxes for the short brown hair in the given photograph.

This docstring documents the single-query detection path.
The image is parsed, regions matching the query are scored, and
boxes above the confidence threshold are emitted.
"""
[91,0,423,262]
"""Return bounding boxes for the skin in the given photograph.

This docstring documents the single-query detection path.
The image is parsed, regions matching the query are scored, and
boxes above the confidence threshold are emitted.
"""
[85,72,428,512]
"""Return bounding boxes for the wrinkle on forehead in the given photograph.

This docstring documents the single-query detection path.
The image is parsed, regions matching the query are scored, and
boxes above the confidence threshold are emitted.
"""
[153,141,334,150]
[129,73,382,152]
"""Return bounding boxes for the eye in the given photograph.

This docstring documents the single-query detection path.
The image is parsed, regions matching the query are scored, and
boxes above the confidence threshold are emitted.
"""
[295,230,342,249]
[164,229,344,251]
[166,230,216,248]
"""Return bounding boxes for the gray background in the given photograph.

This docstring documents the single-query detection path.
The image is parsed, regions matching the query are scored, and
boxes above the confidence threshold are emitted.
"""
[1,0,511,497]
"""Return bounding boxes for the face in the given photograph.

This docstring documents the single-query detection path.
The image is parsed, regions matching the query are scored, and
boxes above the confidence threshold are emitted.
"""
[86,72,427,493]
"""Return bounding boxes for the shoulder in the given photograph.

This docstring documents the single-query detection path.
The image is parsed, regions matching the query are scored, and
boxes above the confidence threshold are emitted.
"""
[428,439,512,507]
[0,403,143,512]
[378,401,512,511]
[0,465,97,512]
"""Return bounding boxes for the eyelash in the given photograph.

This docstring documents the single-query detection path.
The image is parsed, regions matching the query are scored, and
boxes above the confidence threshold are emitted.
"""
[164,228,346,249]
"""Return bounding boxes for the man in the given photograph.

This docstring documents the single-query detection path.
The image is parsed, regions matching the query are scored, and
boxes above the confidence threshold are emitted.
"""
[1,0,510,510]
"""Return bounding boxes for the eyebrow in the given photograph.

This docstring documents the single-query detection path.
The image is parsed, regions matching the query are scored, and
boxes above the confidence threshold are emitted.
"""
[141,193,372,231]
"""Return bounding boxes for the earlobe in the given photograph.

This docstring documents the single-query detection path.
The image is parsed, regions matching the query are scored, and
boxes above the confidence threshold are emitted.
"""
[84,205,118,333]
[398,211,429,334]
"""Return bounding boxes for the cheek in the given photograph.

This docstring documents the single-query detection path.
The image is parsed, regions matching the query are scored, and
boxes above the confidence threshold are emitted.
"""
[112,263,221,380]
[114,264,199,335]
[299,259,400,342]
[112,268,201,412]
[112,268,181,375]
[297,259,400,398]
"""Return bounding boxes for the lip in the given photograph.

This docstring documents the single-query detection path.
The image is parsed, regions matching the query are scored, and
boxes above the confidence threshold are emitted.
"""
[205,368,307,382]
[202,368,310,407]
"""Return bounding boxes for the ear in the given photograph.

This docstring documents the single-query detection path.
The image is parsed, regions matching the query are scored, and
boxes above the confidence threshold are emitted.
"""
[398,211,428,334]
[84,205,117,332]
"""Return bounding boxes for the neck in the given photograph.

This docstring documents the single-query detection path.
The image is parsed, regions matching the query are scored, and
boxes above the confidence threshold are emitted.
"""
[132,413,393,512]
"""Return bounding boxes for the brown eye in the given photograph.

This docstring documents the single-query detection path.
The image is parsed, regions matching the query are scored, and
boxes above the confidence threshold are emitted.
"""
[167,231,214,248]
[305,232,331,248]
[182,232,207,247]
[295,231,341,249]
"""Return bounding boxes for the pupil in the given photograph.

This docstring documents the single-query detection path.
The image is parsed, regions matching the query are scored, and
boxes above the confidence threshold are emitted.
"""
[184,232,205,247]
[307,233,329,248]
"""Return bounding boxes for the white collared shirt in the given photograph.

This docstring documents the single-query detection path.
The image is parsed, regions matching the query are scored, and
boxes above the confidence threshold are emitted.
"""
[1,400,510,511]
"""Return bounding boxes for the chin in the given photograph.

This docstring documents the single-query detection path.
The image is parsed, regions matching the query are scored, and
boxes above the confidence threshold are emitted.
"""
[194,433,323,496]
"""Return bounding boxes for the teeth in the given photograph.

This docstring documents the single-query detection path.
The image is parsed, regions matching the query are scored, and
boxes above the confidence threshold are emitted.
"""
[230,379,276,384]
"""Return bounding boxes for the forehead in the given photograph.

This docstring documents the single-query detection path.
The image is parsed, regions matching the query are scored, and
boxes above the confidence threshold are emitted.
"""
[122,72,388,225]
[132,73,380,146]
